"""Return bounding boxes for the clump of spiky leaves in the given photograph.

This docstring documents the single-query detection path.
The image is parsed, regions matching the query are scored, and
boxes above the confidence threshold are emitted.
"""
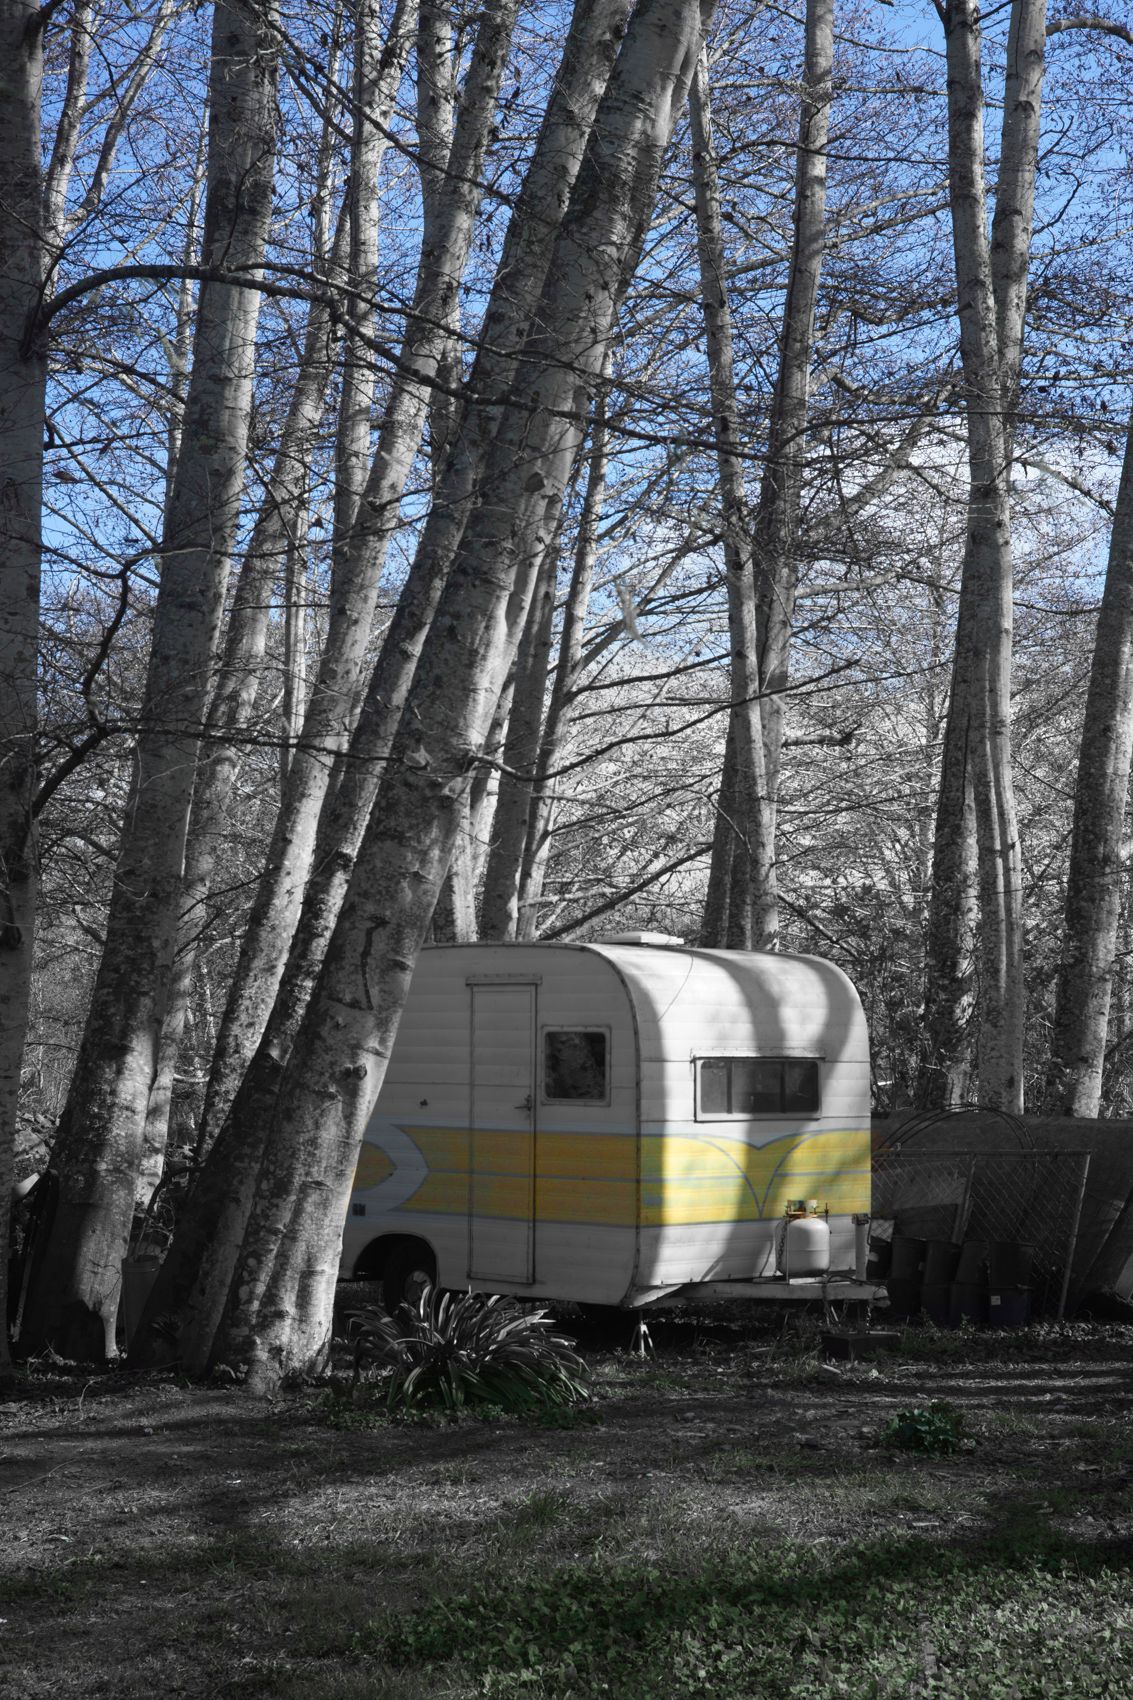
[347,1288,590,1415]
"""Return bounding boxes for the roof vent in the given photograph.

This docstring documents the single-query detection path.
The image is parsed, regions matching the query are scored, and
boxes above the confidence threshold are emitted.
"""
[597,931,684,946]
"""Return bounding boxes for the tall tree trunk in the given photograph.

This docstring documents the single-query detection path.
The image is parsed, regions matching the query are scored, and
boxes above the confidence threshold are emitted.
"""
[21,0,280,1361]
[215,0,714,1393]
[479,534,559,940]
[198,0,520,1146]
[1045,410,1133,1114]
[0,0,48,1374]
[921,0,1042,1113]
[330,0,412,582]
[139,6,415,1178]
[132,0,640,1373]
[752,0,833,810]
[689,41,777,952]
[699,0,832,943]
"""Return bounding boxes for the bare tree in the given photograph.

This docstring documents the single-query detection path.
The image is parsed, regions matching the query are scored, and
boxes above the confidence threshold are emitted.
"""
[699,0,833,948]
[146,0,714,1390]
[21,0,280,1360]
[920,0,1045,1112]
[1046,410,1133,1113]
[0,0,50,1375]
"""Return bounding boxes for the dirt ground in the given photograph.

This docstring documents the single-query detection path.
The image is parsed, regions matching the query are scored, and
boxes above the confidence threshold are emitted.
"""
[4,1312,1133,1698]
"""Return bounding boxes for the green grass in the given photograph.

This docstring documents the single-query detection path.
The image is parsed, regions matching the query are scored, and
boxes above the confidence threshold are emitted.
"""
[354,1531,1133,1699]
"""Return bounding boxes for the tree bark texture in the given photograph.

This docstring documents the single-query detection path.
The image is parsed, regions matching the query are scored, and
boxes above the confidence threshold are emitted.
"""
[751,0,833,811]
[0,0,48,1372]
[192,0,714,1390]
[140,12,414,1176]
[479,534,559,940]
[689,42,777,952]
[132,0,643,1374]
[921,0,1040,1113]
[199,0,521,1147]
[517,388,612,936]
[1046,410,1133,1114]
[21,0,280,1360]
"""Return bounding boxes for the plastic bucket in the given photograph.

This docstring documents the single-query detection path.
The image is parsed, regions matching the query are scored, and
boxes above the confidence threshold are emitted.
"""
[950,1281,987,1326]
[989,1242,1035,1288]
[956,1241,989,1284]
[924,1240,961,1285]
[988,1289,1032,1327]
[921,1282,954,1327]
[890,1236,927,1281]
[885,1279,921,1321]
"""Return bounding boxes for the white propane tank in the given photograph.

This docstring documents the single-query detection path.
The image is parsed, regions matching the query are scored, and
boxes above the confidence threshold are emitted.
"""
[777,1205,831,1277]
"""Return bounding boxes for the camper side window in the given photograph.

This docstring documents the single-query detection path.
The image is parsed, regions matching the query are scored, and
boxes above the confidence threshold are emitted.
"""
[543,1029,609,1102]
[697,1057,820,1117]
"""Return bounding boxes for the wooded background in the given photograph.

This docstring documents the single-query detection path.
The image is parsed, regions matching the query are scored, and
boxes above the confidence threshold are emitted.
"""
[2,0,1132,1383]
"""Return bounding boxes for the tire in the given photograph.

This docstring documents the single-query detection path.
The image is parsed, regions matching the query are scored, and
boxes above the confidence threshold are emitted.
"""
[381,1243,437,1314]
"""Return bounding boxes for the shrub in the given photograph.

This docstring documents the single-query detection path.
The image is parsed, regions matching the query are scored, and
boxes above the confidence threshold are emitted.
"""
[881,1401,966,1455]
[346,1287,590,1415]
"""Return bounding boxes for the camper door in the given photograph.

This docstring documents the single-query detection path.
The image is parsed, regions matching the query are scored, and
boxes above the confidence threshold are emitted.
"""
[468,982,537,1283]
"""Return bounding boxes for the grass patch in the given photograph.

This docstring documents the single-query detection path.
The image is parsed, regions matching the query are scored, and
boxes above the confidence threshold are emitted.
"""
[360,1532,1133,1698]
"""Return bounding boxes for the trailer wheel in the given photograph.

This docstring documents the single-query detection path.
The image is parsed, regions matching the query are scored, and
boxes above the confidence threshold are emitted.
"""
[382,1243,437,1314]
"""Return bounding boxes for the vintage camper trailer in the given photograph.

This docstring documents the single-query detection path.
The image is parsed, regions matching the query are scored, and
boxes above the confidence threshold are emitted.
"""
[340,936,872,1310]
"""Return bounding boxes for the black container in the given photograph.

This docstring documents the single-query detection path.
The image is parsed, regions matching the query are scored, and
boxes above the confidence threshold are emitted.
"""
[866,1238,893,1281]
[989,1242,1035,1288]
[950,1280,987,1326]
[988,1288,1031,1327]
[920,1282,954,1327]
[890,1235,927,1282]
[885,1278,922,1321]
[956,1240,990,1284]
[924,1240,961,1285]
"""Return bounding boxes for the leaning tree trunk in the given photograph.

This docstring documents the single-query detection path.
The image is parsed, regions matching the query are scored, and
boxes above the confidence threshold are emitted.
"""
[516,386,612,936]
[132,0,640,1374]
[223,0,713,1393]
[0,0,48,1374]
[198,0,521,1148]
[921,0,1042,1113]
[1045,411,1133,1114]
[150,0,714,1390]
[20,0,280,1361]
[141,4,416,1179]
[478,533,560,940]
[689,41,777,952]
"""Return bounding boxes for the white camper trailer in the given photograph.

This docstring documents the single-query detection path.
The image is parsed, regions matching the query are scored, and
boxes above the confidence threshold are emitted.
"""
[340,937,872,1309]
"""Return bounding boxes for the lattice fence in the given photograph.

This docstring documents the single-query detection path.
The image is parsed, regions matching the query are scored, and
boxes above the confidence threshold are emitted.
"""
[871,1148,1092,1317]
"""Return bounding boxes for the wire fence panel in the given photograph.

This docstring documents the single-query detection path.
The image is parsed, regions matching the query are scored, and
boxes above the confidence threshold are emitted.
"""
[871,1149,1092,1317]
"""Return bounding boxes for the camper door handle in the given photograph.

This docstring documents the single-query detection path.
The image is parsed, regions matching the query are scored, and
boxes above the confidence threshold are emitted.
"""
[516,1093,533,1111]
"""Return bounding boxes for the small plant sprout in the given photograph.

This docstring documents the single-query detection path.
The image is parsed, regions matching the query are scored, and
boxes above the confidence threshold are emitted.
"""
[881,1402,966,1455]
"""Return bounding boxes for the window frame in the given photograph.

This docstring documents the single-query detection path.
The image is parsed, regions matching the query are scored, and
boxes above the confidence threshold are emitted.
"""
[693,1055,822,1121]
[540,1025,612,1107]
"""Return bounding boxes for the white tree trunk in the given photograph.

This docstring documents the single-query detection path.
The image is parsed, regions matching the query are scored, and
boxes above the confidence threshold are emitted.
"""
[131,0,641,1374]
[195,0,714,1388]
[0,0,48,1374]
[517,386,611,936]
[689,42,777,952]
[199,0,521,1145]
[922,0,1042,1113]
[21,0,280,1361]
[1046,411,1133,1113]
[479,536,560,940]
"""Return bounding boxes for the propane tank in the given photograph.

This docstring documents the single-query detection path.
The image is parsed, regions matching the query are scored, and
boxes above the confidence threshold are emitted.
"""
[776,1201,831,1277]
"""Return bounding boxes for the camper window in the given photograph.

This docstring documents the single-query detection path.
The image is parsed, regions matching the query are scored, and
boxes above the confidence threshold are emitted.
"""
[543,1029,609,1103]
[697,1057,820,1118]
